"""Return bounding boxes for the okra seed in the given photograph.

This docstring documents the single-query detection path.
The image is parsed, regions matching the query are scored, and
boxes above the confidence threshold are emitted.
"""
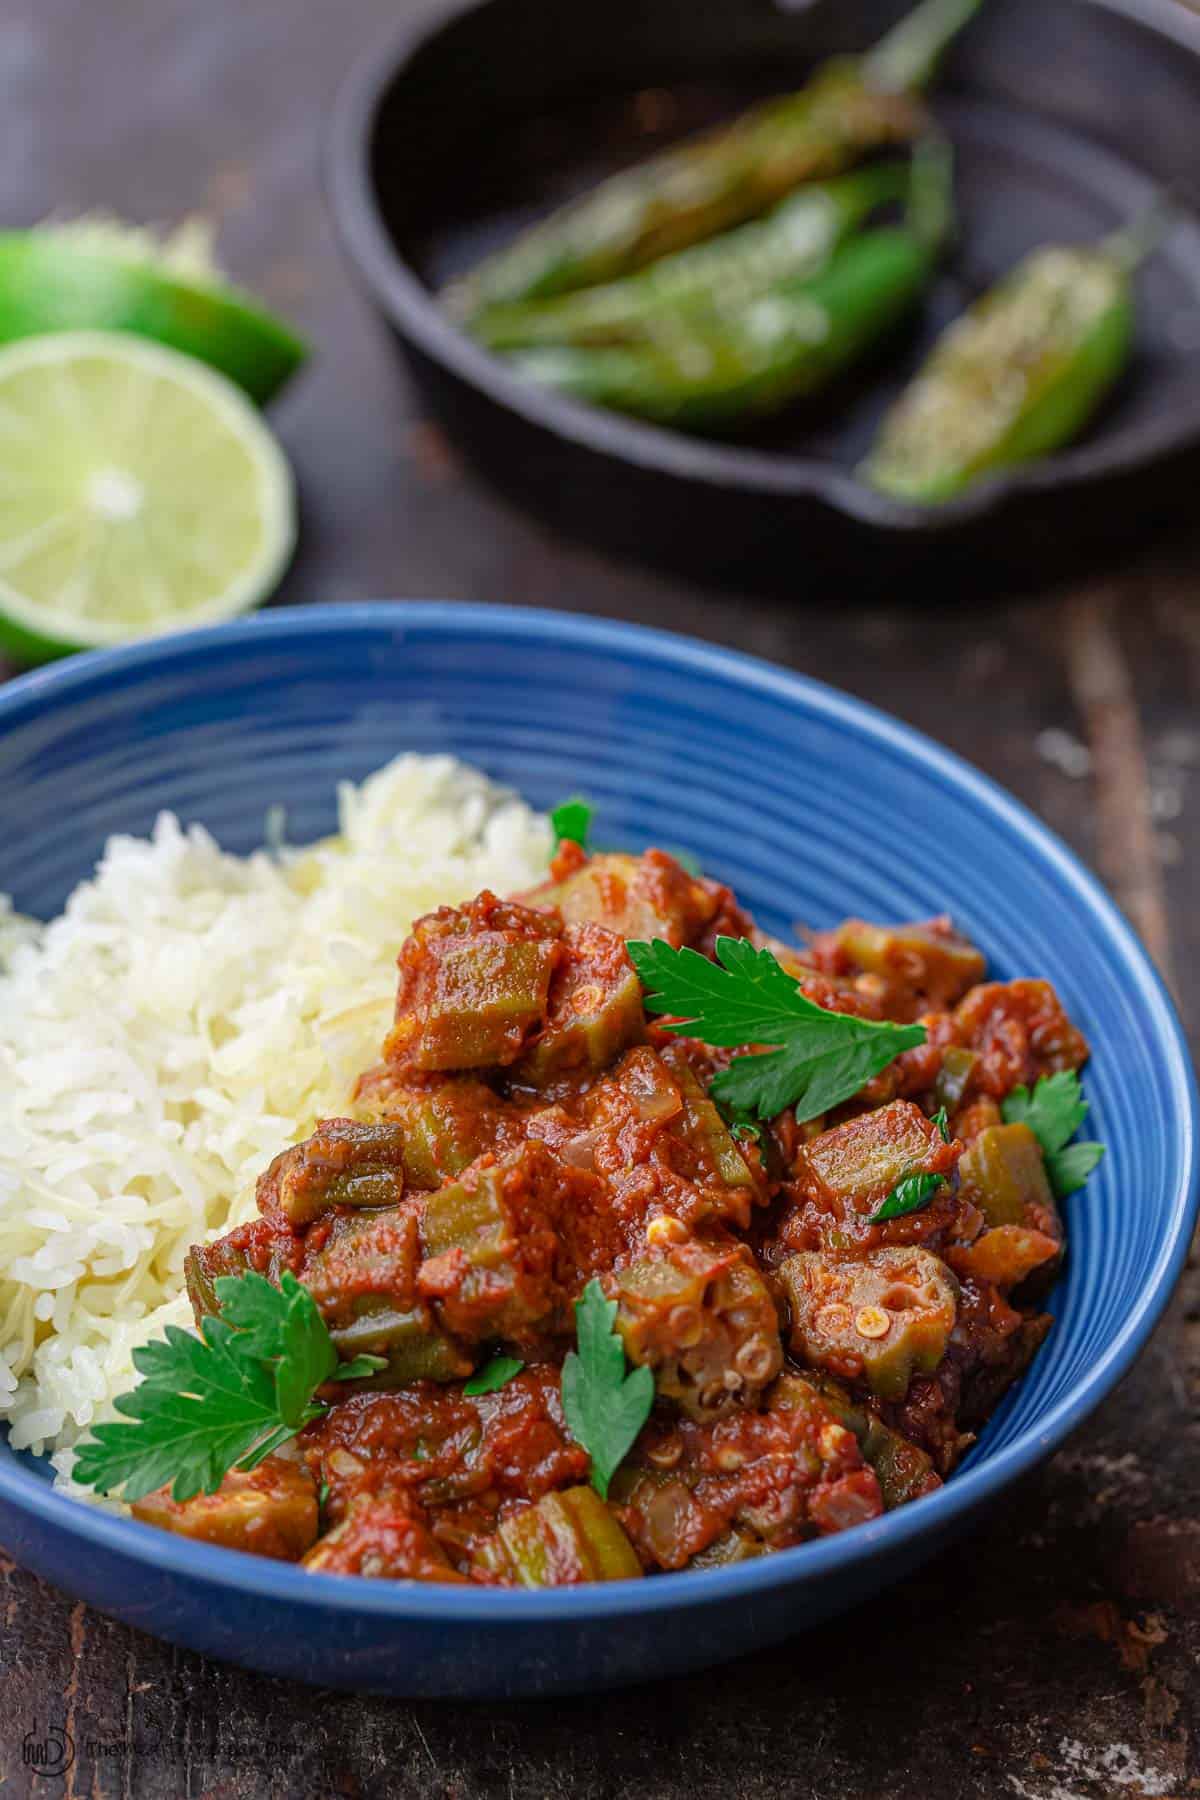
[668,1304,704,1348]
[646,1214,689,1248]
[734,1335,778,1382]
[855,1305,891,1340]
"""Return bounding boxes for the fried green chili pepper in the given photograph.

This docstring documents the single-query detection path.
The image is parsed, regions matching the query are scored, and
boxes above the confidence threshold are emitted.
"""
[861,208,1164,501]
[447,0,981,317]
[508,140,953,430]
[470,163,909,351]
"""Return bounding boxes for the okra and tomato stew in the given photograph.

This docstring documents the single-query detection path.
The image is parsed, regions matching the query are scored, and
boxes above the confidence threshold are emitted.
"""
[77,828,1103,1587]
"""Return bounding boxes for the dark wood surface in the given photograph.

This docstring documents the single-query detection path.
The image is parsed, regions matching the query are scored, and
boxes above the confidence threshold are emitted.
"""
[3,3,1198,1795]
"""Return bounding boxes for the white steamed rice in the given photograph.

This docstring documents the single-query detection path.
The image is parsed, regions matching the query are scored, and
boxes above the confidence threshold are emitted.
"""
[0,755,552,1485]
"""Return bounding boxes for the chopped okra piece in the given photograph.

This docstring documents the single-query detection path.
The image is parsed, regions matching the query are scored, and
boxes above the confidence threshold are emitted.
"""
[353,1071,515,1188]
[801,1099,954,1215]
[831,919,985,1010]
[860,1415,941,1508]
[132,1457,318,1561]
[257,1118,408,1228]
[513,923,645,1086]
[184,1240,239,1323]
[328,1305,475,1384]
[392,937,559,1072]
[614,1233,783,1420]
[536,850,721,947]
[953,979,1090,1093]
[778,1370,938,1504]
[780,1245,958,1401]
[608,1465,709,1569]
[474,1485,642,1585]
[958,1122,1061,1232]
[661,1046,762,1202]
[302,1210,474,1381]
[933,1045,978,1113]
[948,1224,1061,1292]
[184,1220,295,1327]
[301,1204,420,1318]
[418,1142,574,1342]
[302,1497,466,1581]
[386,894,563,1072]
[689,1527,769,1568]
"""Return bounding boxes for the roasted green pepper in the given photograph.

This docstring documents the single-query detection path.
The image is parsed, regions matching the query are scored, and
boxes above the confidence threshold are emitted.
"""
[448,0,978,315]
[470,163,909,351]
[509,139,953,430]
[862,211,1162,501]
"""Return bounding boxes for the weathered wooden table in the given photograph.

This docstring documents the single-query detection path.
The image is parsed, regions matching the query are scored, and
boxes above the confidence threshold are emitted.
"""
[3,3,1198,1794]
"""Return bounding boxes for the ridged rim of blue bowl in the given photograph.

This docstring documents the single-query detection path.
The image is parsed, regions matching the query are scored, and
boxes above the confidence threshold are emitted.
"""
[0,601,1195,1626]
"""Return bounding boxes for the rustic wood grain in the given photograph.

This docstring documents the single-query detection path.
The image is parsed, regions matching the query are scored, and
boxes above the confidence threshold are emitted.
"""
[2,3,1199,1796]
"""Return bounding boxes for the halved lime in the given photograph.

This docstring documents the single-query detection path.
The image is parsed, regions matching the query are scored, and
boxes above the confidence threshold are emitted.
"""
[0,218,307,405]
[0,330,296,663]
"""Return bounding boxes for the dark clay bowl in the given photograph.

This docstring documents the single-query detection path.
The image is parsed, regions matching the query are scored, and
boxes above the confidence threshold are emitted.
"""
[326,0,1200,590]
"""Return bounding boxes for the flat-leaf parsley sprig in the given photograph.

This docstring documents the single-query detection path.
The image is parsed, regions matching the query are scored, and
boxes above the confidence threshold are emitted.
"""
[561,1279,654,1498]
[628,935,926,1122]
[72,1271,385,1504]
[870,1106,953,1224]
[1001,1069,1105,1198]
[551,796,593,851]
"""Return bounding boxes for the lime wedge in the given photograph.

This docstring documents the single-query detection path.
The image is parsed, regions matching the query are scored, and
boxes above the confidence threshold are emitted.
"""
[0,218,307,405]
[0,330,296,663]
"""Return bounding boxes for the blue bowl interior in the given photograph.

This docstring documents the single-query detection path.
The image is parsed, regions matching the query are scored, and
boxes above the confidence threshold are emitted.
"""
[0,603,1194,1690]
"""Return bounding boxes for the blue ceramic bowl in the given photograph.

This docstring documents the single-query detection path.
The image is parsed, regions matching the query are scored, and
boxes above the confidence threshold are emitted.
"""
[0,603,1195,1698]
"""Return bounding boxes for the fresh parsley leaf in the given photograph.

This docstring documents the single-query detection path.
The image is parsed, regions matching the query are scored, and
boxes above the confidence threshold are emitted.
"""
[628,935,926,1122]
[318,1480,331,1511]
[1045,1140,1105,1195]
[464,1355,525,1396]
[561,1278,654,1498]
[870,1171,944,1224]
[551,796,592,850]
[1001,1070,1086,1153]
[72,1270,383,1505]
[931,1106,950,1144]
[1001,1070,1105,1198]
